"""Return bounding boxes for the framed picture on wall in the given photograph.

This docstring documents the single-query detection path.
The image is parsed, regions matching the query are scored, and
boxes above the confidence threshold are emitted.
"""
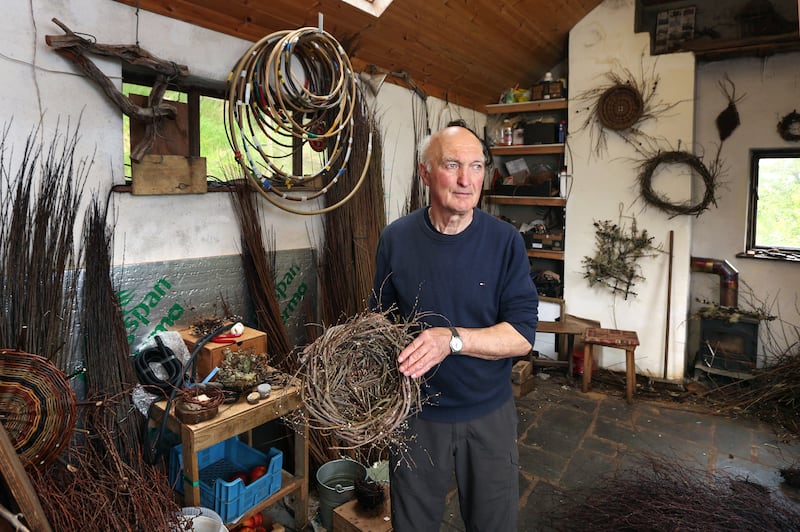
[654,6,696,54]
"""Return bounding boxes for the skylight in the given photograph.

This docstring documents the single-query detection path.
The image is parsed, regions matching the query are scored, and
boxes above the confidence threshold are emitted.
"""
[341,0,394,17]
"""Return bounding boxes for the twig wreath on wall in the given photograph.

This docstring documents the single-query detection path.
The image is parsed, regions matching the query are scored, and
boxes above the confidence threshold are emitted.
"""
[636,150,720,217]
[777,110,800,141]
[635,76,740,218]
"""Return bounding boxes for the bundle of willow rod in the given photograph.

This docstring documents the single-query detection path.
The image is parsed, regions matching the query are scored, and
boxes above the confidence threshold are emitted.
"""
[299,311,423,450]
[319,90,385,324]
[80,195,144,464]
[0,122,86,365]
[228,179,293,372]
[225,27,371,214]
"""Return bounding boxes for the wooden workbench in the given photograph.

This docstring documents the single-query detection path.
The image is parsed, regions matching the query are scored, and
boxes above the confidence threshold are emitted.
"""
[150,376,308,529]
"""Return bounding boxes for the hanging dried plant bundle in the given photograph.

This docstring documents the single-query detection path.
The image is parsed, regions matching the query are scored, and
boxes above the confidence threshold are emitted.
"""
[572,53,684,157]
[297,310,423,452]
[582,216,657,300]
[716,74,745,142]
[637,150,720,217]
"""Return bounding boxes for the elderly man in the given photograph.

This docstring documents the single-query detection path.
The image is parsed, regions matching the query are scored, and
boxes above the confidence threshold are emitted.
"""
[371,122,539,531]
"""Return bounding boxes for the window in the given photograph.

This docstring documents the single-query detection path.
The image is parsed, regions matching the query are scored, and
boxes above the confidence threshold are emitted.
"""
[122,74,324,185]
[746,149,800,260]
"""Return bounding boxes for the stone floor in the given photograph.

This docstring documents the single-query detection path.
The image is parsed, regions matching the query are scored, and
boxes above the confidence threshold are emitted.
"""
[274,369,800,531]
[438,370,800,531]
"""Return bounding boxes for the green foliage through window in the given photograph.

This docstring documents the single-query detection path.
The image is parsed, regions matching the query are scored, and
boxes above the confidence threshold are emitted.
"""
[748,149,800,253]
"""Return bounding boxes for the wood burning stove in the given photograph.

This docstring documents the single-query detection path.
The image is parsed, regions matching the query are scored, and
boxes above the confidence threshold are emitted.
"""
[696,313,759,374]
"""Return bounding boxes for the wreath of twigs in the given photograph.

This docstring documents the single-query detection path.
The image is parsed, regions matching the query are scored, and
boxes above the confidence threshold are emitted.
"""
[573,55,684,158]
[637,150,719,217]
[296,310,424,451]
[777,110,800,141]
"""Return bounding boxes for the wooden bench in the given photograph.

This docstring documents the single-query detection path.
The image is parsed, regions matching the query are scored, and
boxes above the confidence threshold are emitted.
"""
[582,328,640,403]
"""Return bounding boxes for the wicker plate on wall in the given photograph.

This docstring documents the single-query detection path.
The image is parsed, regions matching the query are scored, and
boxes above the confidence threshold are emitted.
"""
[597,85,644,130]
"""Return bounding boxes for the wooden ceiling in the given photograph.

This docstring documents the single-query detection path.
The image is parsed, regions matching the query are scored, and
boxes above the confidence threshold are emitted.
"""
[113,0,605,111]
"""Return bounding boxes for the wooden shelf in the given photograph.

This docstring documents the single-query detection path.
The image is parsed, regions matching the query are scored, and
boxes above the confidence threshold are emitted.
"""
[528,249,564,260]
[483,195,566,207]
[486,99,568,114]
[490,143,564,156]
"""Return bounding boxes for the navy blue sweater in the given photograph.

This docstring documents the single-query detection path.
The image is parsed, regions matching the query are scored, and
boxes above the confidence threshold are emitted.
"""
[371,207,539,422]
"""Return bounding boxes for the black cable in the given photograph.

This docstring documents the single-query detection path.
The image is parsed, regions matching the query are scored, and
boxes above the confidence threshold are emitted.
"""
[143,322,236,465]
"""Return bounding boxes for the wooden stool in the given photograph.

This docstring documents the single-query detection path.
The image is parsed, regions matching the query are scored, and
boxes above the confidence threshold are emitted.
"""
[582,328,640,403]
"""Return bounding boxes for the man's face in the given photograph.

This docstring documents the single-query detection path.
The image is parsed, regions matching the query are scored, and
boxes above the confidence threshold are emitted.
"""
[420,127,486,216]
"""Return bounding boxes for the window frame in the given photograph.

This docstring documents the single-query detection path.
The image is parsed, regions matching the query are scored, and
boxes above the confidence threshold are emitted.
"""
[745,147,800,260]
[122,68,325,188]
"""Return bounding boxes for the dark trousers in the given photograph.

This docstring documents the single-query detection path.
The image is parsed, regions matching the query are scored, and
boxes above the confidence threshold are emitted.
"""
[389,398,519,532]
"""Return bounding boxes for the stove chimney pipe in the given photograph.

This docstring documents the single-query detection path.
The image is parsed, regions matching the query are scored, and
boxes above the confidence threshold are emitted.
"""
[690,257,739,308]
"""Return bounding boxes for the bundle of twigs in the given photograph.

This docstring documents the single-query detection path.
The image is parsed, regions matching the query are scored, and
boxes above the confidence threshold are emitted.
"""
[0,121,86,364]
[319,90,385,324]
[550,452,800,531]
[80,195,144,464]
[228,179,293,372]
[702,351,800,437]
[298,311,422,453]
[29,391,186,531]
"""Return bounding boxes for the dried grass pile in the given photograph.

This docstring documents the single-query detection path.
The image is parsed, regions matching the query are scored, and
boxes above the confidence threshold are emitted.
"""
[297,311,423,455]
[550,453,800,531]
[703,351,800,438]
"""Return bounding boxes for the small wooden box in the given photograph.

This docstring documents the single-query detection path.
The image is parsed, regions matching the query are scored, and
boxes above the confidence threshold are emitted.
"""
[332,490,392,532]
[179,326,267,381]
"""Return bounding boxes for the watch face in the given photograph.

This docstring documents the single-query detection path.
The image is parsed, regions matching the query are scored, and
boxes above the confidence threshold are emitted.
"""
[450,335,463,353]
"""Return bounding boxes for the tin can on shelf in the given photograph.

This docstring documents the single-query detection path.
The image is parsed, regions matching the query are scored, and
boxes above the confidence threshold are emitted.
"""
[501,127,513,146]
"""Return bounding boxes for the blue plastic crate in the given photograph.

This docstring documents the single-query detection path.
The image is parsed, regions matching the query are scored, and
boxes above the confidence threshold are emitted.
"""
[169,437,283,523]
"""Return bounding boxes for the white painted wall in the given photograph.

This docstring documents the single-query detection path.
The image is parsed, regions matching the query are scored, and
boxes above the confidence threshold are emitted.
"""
[3,0,479,265]
[693,52,800,366]
[566,0,696,380]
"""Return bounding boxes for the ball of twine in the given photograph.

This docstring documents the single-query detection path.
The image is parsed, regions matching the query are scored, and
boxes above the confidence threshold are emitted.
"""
[638,150,718,216]
[598,84,644,130]
[299,310,423,450]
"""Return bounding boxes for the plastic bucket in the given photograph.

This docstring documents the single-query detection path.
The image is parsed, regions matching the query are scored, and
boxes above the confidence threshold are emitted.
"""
[176,507,227,532]
[316,458,367,530]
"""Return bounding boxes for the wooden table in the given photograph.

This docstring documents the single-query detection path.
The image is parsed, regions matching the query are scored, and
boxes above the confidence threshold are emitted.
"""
[534,320,588,379]
[150,377,308,529]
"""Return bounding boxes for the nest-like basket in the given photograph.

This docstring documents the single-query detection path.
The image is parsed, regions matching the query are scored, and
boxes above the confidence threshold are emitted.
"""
[597,84,644,130]
[299,310,423,450]
[0,349,77,467]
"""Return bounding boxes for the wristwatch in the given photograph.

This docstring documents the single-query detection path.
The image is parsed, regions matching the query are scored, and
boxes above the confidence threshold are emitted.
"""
[449,327,463,354]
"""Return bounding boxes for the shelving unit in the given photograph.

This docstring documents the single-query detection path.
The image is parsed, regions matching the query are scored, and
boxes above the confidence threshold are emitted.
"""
[150,374,308,529]
[484,98,568,298]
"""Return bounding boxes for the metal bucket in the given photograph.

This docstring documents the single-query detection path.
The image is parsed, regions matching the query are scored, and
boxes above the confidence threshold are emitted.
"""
[316,458,367,530]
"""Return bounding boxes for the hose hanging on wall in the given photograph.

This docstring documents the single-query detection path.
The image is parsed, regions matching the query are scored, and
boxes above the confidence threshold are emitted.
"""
[225,27,372,215]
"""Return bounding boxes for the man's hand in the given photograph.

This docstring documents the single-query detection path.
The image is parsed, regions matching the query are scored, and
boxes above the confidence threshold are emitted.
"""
[397,327,453,379]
